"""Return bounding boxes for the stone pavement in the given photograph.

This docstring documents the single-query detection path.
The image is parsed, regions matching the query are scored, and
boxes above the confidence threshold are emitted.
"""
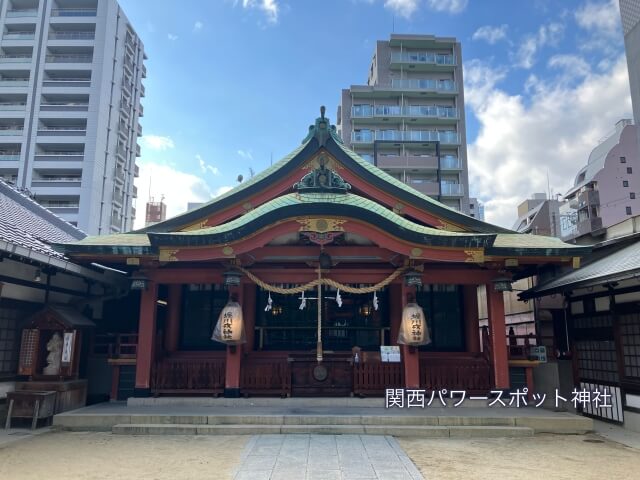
[233,434,424,480]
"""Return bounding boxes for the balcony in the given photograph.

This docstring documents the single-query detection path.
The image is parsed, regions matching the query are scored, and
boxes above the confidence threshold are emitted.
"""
[3,32,35,41]
[137,123,142,136]
[138,104,144,117]
[0,126,24,136]
[390,51,456,69]
[440,183,465,196]
[351,104,457,123]
[38,126,87,136]
[0,54,32,63]
[114,167,125,183]
[0,152,20,161]
[132,185,138,198]
[377,154,438,170]
[140,84,145,97]
[440,156,462,170]
[49,31,95,40]
[31,177,81,187]
[136,144,141,156]
[40,101,89,111]
[351,130,459,144]
[116,145,127,159]
[407,179,440,196]
[51,9,97,17]
[113,191,124,206]
[134,164,139,177]
[45,54,92,63]
[34,151,84,161]
[577,189,600,209]
[6,9,39,17]
[0,102,26,111]
[390,79,456,92]
[42,77,91,87]
[141,65,147,78]
[0,78,29,87]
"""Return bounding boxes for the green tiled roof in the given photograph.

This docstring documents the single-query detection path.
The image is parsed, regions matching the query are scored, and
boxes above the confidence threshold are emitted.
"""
[74,234,150,246]
[157,193,490,239]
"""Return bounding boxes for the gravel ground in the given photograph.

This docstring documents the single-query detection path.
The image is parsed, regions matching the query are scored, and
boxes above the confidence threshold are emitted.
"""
[399,433,640,480]
[0,431,249,480]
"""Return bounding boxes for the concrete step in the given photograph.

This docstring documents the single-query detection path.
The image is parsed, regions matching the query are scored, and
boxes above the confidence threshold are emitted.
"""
[111,423,535,437]
[55,413,593,434]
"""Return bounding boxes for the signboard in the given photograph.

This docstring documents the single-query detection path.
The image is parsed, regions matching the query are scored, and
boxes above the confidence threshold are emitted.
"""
[380,346,401,363]
[530,346,547,363]
[62,332,75,364]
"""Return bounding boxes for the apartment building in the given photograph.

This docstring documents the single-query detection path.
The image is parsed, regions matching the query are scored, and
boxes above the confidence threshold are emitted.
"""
[512,193,561,236]
[560,119,640,242]
[337,34,470,213]
[0,0,145,234]
[621,0,640,125]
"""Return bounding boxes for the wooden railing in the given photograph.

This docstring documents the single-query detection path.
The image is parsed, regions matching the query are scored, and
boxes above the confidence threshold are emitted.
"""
[93,333,138,358]
[419,353,491,393]
[241,358,291,397]
[353,362,404,397]
[151,358,225,395]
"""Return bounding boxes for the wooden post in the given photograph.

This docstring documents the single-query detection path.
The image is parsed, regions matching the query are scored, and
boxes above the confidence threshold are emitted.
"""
[164,285,181,353]
[486,284,510,390]
[389,283,402,346]
[224,284,243,398]
[463,285,481,353]
[134,281,158,397]
[402,283,420,389]
[243,283,257,352]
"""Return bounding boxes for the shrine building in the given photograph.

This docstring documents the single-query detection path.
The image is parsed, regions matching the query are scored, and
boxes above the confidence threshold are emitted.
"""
[57,111,589,399]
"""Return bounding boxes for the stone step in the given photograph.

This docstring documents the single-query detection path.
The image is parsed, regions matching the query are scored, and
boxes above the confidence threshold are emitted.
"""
[111,423,535,437]
[55,413,592,434]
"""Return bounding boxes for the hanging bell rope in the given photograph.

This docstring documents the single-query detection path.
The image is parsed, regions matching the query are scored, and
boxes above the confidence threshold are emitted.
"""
[234,265,410,295]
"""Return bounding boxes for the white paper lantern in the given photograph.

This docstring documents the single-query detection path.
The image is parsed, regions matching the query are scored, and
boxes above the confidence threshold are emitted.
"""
[397,302,431,346]
[211,302,246,345]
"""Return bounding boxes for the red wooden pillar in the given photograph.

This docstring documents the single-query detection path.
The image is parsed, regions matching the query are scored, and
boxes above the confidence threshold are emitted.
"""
[164,284,181,353]
[486,284,510,390]
[134,281,158,397]
[224,284,243,397]
[389,283,402,346]
[463,285,481,353]
[243,283,256,352]
[400,282,420,389]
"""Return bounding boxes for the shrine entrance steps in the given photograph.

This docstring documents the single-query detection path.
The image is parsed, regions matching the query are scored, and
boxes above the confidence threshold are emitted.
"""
[53,398,593,437]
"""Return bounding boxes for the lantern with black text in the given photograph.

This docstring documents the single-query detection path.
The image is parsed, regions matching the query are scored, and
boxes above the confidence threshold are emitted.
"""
[397,302,431,346]
[211,302,246,345]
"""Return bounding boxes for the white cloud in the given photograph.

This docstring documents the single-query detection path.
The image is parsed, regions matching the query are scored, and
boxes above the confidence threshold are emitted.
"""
[514,22,564,69]
[465,56,632,228]
[548,54,591,80]
[237,149,254,161]
[139,135,175,151]
[133,162,213,229]
[167,33,178,41]
[238,0,279,24]
[575,0,620,36]
[425,0,468,14]
[383,0,419,17]
[193,21,204,32]
[197,154,220,176]
[472,25,508,44]
[574,0,622,54]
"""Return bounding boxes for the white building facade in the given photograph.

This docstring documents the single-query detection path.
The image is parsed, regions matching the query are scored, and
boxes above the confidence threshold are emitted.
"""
[0,0,145,234]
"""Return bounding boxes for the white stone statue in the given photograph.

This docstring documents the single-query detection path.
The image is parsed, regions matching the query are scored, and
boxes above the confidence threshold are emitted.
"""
[43,332,63,375]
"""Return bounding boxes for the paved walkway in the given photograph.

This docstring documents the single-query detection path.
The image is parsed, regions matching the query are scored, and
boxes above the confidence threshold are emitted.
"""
[234,434,424,480]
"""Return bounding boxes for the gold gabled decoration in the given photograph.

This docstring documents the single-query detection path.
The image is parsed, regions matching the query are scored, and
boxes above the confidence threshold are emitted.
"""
[159,249,179,262]
[437,220,465,232]
[297,218,346,233]
[464,249,485,263]
[301,152,344,171]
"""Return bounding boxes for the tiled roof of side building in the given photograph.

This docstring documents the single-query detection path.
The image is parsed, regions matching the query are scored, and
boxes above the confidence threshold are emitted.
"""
[0,179,86,259]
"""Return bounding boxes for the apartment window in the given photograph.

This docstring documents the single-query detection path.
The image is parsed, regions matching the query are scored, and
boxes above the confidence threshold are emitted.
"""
[631,193,636,199]
[626,207,632,215]
[627,167,633,174]
[623,180,629,187]
[621,156,627,163]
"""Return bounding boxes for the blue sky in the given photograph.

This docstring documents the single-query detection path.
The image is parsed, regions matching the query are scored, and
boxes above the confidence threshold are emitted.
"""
[122,0,631,228]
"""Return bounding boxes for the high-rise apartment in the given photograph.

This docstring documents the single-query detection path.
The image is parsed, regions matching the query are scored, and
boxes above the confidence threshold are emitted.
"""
[620,0,640,124]
[337,34,470,213]
[0,0,145,234]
